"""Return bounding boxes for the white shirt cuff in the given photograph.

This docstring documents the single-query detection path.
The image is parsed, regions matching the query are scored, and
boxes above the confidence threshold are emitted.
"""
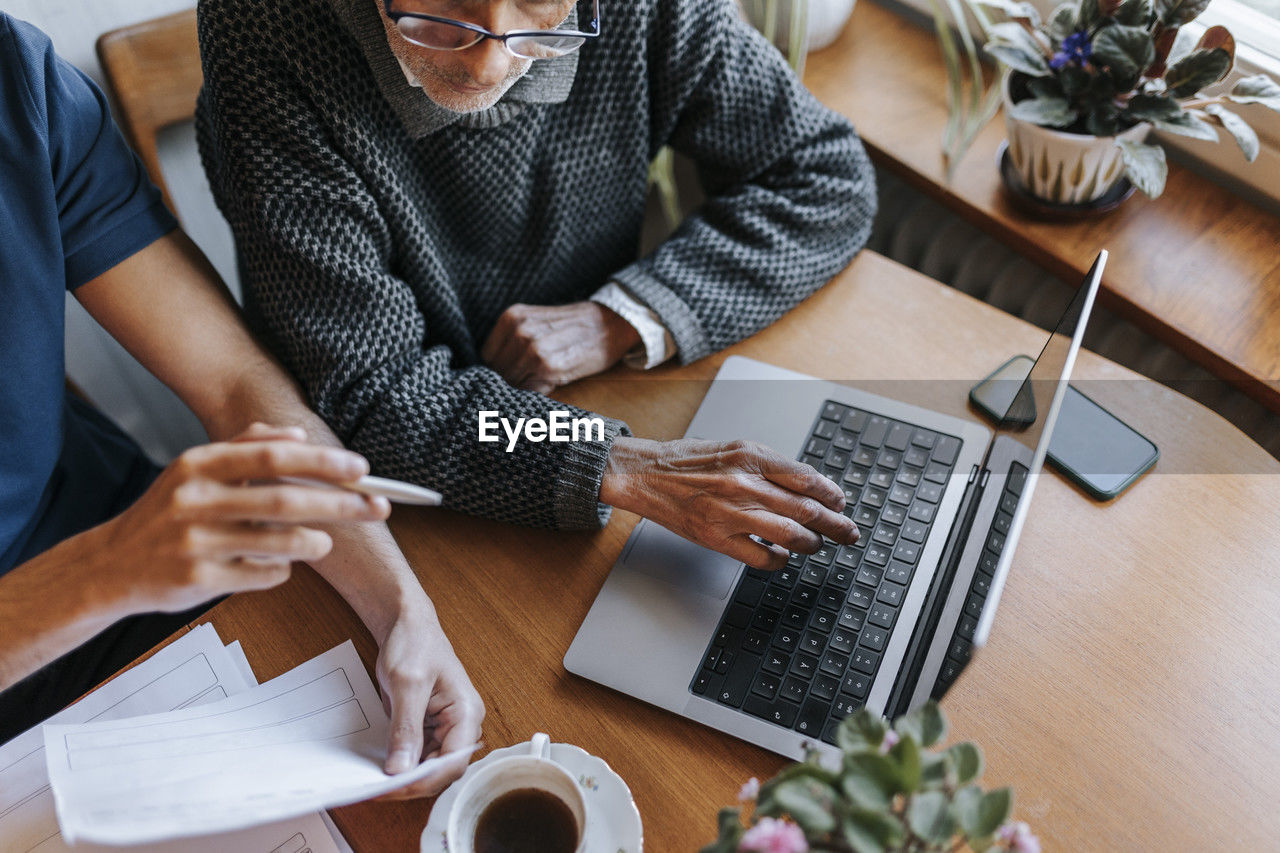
[590,282,677,370]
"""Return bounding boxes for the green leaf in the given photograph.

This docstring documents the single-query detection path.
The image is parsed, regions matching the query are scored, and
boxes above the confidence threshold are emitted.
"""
[1125,93,1181,120]
[985,23,1052,76]
[1114,0,1154,25]
[974,787,1014,838]
[1150,110,1219,140]
[1228,74,1280,111]
[758,761,838,805]
[842,809,906,853]
[889,734,923,793]
[1079,0,1102,29]
[906,790,958,844]
[842,752,898,809]
[1157,0,1211,25]
[1086,103,1122,136]
[1046,2,1077,40]
[1204,103,1260,161]
[947,742,984,786]
[1092,24,1156,89]
[1029,76,1065,99]
[974,0,1042,25]
[698,807,744,853]
[1009,95,1079,127]
[836,708,887,753]
[763,778,839,835]
[954,785,984,837]
[1164,48,1232,97]
[1117,138,1167,196]
[893,701,947,748]
[920,750,951,788]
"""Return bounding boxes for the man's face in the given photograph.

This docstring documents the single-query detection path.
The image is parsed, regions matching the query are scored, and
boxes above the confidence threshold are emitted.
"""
[379,0,574,113]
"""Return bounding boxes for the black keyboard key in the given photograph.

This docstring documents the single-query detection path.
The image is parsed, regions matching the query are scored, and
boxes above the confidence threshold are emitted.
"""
[743,630,768,654]
[792,583,819,607]
[820,467,842,484]
[993,511,1013,535]
[877,582,904,606]
[880,503,906,525]
[725,603,753,629]
[842,409,869,433]
[764,588,788,609]
[847,586,874,609]
[772,567,799,589]
[811,673,839,701]
[843,466,870,488]
[782,607,809,629]
[787,551,806,567]
[819,650,849,676]
[821,719,841,745]
[869,468,895,489]
[911,428,937,449]
[865,543,891,566]
[917,481,944,503]
[964,595,985,619]
[852,505,878,527]
[872,524,898,546]
[802,453,825,470]
[795,698,829,736]
[1009,463,1029,494]
[814,419,837,440]
[949,637,972,663]
[809,608,837,633]
[800,564,826,586]
[868,603,896,630]
[957,614,978,640]
[856,565,883,588]
[933,436,961,465]
[821,401,846,421]
[888,483,915,506]
[828,628,856,654]
[1000,489,1020,515]
[884,561,912,586]
[903,445,929,468]
[972,572,992,596]
[862,487,887,509]
[714,627,739,648]
[735,577,765,607]
[810,544,836,566]
[773,629,800,652]
[901,519,929,543]
[851,648,880,674]
[703,648,722,672]
[851,446,876,467]
[800,630,826,655]
[752,608,780,632]
[715,650,734,674]
[806,437,830,456]
[790,653,819,679]
[937,658,965,690]
[818,587,843,610]
[693,670,712,694]
[909,500,936,524]
[745,695,800,728]
[762,650,789,674]
[876,448,902,469]
[752,673,781,699]
[885,422,913,451]
[860,625,889,651]
[842,670,872,699]
[827,567,854,589]
[715,652,760,707]
[861,416,889,448]
[894,540,922,564]
[825,449,848,470]
[833,694,863,719]
[896,467,922,488]
[780,676,808,703]
[838,606,866,631]
[832,431,856,452]
[987,529,1007,554]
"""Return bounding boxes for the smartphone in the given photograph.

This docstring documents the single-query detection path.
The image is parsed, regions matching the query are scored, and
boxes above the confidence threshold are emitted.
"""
[970,355,1159,500]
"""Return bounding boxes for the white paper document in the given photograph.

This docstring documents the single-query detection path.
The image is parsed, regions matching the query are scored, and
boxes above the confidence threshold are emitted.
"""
[0,625,345,853]
[44,641,473,846]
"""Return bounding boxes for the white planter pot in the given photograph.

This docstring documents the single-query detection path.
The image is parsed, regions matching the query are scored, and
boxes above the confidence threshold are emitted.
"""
[1003,76,1149,205]
[740,0,856,54]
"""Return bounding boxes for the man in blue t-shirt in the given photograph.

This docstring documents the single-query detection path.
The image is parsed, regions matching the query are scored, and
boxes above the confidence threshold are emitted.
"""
[0,14,481,797]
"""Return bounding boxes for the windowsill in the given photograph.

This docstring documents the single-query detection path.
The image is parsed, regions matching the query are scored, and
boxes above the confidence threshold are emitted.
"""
[804,0,1280,413]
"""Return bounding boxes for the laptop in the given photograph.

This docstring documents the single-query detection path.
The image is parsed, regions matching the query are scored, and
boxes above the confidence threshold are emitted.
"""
[565,251,1106,760]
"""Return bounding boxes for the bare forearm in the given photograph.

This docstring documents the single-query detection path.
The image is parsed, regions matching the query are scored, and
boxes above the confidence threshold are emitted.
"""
[0,527,125,690]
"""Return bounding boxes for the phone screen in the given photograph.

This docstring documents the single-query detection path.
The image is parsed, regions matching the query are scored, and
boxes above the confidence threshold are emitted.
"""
[971,355,1158,498]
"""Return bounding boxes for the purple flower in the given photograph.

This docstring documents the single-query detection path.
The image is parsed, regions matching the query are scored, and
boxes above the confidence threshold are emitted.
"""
[739,817,809,853]
[878,729,900,755]
[738,777,761,803]
[997,821,1041,853]
[1051,30,1092,69]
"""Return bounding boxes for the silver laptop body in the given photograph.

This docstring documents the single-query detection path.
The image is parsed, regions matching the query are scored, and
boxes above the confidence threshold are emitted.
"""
[566,253,1106,761]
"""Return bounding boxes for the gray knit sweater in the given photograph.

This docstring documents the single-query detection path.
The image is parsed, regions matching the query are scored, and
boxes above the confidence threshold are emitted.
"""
[195,0,876,530]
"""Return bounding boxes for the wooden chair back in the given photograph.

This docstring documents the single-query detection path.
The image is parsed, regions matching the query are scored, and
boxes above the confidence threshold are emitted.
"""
[96,9,202,215]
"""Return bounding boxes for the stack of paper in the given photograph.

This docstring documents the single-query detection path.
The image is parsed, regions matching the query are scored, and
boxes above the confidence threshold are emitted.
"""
[0,624,349,852]
[37,637,473,847]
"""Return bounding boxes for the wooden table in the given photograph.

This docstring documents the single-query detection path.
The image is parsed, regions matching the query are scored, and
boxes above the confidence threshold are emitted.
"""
[164,252,1280,850]
[805,0,1280,414]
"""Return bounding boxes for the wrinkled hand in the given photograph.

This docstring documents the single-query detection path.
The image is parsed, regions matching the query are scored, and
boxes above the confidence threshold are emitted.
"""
[375,604,485,799]
[480,301,641,393]
[599,437,860,570]
[95,424,389,613]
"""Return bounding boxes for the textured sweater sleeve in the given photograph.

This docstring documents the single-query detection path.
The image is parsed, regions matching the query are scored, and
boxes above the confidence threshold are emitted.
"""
[612,0,877,364]
[195,5,626,531]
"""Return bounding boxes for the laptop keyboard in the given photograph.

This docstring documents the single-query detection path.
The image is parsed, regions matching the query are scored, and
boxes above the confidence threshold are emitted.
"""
[690,400,961,744]
[931,461,1029,697]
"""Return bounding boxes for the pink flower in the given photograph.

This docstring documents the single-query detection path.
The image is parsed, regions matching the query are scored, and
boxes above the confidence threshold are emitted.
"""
[738,777,761,803]
[878,729,900,755]
[738,817,809,853]
[997,821,1041,853]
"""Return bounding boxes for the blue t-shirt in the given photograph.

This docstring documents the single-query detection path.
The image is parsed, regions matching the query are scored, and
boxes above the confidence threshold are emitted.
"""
[0,15,177,571]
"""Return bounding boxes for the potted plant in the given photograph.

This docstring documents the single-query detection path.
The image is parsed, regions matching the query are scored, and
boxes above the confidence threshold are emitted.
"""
[701,701,1040,853]
[980,0,1280,203]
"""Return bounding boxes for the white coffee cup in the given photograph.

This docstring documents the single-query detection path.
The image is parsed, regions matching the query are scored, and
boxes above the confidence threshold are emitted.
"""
[446,733,587,853]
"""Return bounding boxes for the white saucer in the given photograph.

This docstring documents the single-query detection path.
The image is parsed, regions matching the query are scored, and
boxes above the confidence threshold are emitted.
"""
[420,741,643,852]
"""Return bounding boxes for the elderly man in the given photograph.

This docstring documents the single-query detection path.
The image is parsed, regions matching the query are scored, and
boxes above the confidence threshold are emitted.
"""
[0,12,481,795]
[196,0,875,569]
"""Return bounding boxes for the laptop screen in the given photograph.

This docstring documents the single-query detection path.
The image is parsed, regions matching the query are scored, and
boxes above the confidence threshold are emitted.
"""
[972,251,1106,647]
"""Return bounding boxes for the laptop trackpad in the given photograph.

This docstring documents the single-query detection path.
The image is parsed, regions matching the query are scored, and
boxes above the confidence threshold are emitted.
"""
[623,521,740,600]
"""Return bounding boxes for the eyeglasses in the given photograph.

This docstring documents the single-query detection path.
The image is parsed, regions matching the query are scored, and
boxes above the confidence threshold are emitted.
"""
[383,0,601,60]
